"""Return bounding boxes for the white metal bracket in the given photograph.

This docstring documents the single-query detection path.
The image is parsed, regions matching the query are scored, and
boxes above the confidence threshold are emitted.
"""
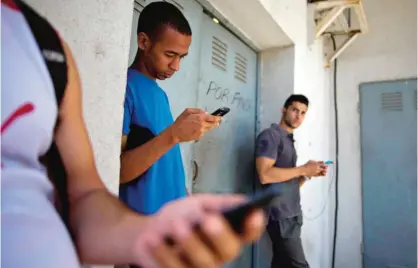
[310,0,369,67]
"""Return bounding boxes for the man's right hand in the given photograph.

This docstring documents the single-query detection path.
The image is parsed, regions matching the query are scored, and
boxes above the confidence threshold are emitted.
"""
[302,160,327,177]
[169,108,222,143]
[132,194,265,268]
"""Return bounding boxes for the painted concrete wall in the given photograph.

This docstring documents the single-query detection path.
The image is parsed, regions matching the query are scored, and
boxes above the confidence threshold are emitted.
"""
[335,0,417,267]
[196,0,292,50]
[258,46,295,131]
[293,39,334,268]
[25,0,133,197]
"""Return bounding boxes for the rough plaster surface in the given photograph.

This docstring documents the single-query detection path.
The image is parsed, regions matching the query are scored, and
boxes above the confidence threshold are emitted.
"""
[335,0,417,267]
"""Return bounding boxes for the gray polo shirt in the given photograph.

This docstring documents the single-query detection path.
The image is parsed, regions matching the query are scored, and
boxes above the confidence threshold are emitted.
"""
[255,123,301,220]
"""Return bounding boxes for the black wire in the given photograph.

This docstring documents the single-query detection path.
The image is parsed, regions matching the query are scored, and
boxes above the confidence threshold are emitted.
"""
[330,34,339,268]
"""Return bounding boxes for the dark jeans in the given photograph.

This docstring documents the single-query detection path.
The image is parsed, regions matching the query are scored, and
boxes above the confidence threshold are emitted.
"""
[267,215,309,268]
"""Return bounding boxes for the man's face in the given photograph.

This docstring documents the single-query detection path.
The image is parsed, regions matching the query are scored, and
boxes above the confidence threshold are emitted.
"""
[138,27,191,80]
[282,101,308,129]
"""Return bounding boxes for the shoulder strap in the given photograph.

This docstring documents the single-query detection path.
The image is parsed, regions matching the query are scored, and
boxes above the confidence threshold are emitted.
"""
[15,0,71,233]
[15,0,67,104]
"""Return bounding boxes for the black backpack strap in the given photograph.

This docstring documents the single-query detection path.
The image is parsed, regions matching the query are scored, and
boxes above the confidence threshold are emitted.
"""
[15,0,67,105]
[15,0,71,234]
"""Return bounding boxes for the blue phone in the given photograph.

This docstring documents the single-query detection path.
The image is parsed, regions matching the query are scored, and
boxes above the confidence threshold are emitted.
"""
[325,160,333,165]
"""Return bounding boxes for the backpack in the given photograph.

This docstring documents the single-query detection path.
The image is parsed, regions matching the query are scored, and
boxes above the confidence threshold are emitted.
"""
[15,0,71,234]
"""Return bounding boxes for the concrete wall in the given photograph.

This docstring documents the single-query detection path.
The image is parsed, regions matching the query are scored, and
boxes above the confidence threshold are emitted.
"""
[335,0,417,267]
[26,0,133,197]
[258,46,295,131]
[293,39,334,268]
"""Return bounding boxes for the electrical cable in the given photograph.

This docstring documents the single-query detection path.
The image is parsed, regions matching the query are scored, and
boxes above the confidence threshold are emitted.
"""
[330,34,339,268]
[303,167,336,221]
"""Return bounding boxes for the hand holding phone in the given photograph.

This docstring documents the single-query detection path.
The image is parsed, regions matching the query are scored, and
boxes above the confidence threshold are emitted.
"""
[222,187,281,234]
[211,107,230,117]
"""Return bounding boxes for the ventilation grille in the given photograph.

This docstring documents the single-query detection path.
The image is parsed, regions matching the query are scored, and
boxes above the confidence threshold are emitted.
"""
[211,36,228,71]
[234,52,248,83]
[381,92,403,111]
[163,0,184,10]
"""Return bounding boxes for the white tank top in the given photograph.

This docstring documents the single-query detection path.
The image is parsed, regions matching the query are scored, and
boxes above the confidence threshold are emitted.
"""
[2,1,80,267]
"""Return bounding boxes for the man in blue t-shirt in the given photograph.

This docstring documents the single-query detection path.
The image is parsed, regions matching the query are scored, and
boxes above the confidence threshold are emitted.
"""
[119,2,221,216]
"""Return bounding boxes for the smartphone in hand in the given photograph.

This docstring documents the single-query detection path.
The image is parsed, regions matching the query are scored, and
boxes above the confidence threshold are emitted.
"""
[211,107,230,117]
[222,187,281,234]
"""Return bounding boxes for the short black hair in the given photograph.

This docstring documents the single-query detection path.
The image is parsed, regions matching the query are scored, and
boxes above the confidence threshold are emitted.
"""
[283,94,309,108]
[137,1,192,40]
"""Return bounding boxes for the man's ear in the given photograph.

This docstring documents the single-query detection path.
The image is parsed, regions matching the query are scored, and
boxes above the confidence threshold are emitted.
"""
[137,32,150,51]
[281,107,286,114]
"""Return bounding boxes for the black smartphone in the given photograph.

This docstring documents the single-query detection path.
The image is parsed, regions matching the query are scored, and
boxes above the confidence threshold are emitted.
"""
[211,107,230,116]
[222,187,281,234]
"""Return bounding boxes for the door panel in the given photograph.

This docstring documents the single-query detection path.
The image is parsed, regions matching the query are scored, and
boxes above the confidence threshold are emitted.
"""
[192,14,258,268]
[360,79,417,268]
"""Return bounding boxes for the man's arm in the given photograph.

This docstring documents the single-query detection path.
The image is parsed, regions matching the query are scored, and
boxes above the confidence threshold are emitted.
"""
[56,42,147,265]
[120,107,220,184]
[120,129,177,184]
[256,157,307,184]
[255,130,305,184]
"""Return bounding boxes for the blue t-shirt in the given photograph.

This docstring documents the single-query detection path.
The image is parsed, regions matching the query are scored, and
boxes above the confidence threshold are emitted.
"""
[119,69,187,215]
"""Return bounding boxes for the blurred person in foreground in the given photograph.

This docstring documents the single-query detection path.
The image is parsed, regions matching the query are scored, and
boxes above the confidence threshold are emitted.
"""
[1,1,265,267]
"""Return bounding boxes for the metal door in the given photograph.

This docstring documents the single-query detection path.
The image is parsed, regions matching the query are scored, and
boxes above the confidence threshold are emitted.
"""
[191,14,258,268]
[360,79,417,268]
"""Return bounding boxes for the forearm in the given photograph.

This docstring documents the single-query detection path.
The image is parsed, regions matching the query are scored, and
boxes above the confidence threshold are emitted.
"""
[70,188,148,265]
[120,127,177,183]
[260,166,306,184]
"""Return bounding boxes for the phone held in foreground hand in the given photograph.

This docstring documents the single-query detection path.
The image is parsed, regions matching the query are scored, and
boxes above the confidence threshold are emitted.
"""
[222,186,281,234]
[211,107,230,117]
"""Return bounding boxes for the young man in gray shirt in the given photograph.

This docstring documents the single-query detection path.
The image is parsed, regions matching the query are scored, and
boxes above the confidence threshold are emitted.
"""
[255,94,328,268]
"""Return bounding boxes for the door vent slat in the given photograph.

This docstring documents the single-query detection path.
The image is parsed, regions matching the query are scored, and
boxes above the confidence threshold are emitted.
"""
[381,92,403,111]
[211,36,228,71]
[234,52,247,83]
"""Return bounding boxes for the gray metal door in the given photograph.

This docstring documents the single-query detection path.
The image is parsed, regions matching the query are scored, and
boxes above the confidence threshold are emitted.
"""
[191,14,258,268]
[360,79,417,268]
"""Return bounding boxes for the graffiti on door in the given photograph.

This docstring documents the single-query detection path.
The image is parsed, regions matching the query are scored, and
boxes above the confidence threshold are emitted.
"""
[206,81,252,111]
